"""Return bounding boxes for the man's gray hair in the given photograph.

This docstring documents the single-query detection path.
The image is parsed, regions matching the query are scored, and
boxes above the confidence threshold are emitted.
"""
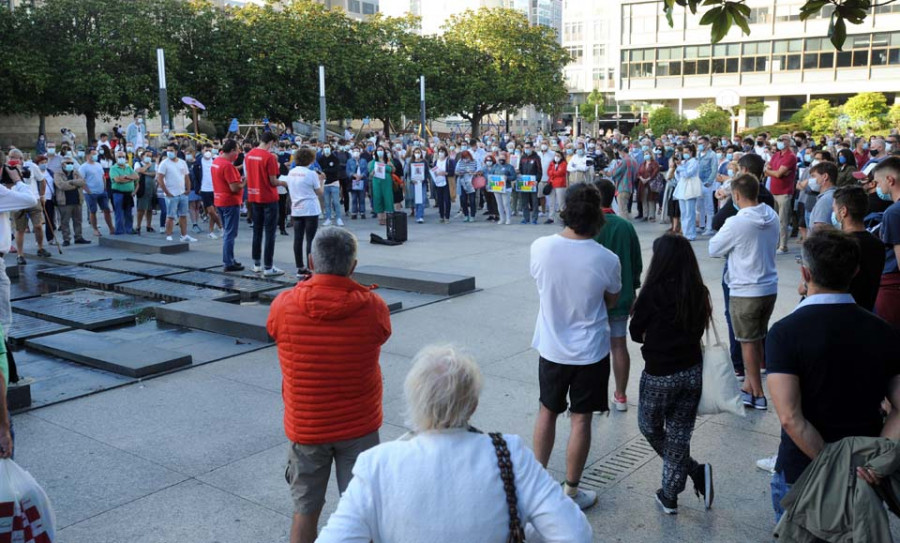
[310,226,357,276]
[404,345,483,432]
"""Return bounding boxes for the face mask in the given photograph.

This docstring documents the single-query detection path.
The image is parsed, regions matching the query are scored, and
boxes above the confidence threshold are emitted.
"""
[499,158,506,164]
[491,147,499,153]
[323,148,331,156]
[665,146,673,152]
[143,157,152,164]
[877,185,893,201]
[698,144,706,152]
[64,164,74,172]
[438,152,446,158]
[826,140,834,146]
[213,150,220,157]
[77,151,85,158]
[90,154,98,161]
[460,146,469,152]
[576,149,585,157]
[485,161,493,167]
[449,147,456,152]
[643,154,651,161]
[810,159,820,168]
[887,143,893,153]
[376,150,384,158]
[126,147,134,153]
[808,177,820,192]
[566,149,574,156]
[716,153,723,161]
[733,201,740,212]
[682,153,691,160]
[525,149,533,155]
[351,152,360,158]
[414,153,422,159]
[167,151,176,159]
[838,155,846,165]
[776,142,786,151]
[831,211,841,229]
[553,156,561,163]
[641,145,649,151]
[47,148,56,156]
[7,160,19,167]
[185,154,194,162]
[117,157,126,165]
[726,153,734,161]
[507,146,515,152]
[871,149,880,157]
[39,163,48,171]
[727,169,734,177]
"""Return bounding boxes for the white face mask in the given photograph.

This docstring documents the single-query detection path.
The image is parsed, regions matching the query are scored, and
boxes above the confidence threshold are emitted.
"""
[204,151,213,159]
[808,176,821,192]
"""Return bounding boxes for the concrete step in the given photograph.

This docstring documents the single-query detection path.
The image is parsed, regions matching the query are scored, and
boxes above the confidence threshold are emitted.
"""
[85,260,187,278]
[11,288,157,330]
[115,279,240,303]
[159,271,284,301]
[38,266,142,289]
[154,300,273,343]
[6,314,72,347]
[99,234,189,254]
[8,378,32,411]
[26,329,191,378]
[352,265,476,295]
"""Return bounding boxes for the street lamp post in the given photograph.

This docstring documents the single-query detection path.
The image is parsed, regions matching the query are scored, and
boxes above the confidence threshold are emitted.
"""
[319,65,327,142]
[420,75,426,139]
[157,48,172,134]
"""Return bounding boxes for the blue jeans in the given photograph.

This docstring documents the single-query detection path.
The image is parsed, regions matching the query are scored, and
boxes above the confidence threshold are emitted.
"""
[722,265,743,373]
[351,190,366,215]
[414,203,424,220]
[165,194,189,218]
[679,198,698,240]
[157,196,167,227]
[218,205,240,267]
[250,201,278,268]
[112,192,134,234]
[85,192,110,213]
[700,183,716,231]
[323,185,342,221]
[771,470,791,523]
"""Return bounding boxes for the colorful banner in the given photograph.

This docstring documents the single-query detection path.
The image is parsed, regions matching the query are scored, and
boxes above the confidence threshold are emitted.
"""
[516,174,537,192]
[488,175,506,193]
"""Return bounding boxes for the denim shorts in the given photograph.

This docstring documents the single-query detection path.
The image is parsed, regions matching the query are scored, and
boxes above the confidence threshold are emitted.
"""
[85,193,110,213]
[609,316,628,338]
[165,194,190,218]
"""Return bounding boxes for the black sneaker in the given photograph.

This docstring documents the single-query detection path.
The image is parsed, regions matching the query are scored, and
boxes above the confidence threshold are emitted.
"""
[16,256,26,266]
[62,240,70,247]
[655,489,677,515]
[224,263,245,272]
[74,238,91,244]
[36,248,51,257]
[690,464,714,510]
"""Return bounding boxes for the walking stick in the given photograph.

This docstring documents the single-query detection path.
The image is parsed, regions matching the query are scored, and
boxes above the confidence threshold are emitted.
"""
[40,200,63,255]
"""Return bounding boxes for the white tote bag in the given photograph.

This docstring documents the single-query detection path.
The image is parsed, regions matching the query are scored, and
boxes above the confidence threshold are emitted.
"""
[697,320,745,417]
[673,175,702,201]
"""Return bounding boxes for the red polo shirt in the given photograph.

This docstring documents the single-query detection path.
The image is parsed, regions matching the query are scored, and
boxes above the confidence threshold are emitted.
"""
[769,149,797,196]
[244,148,279,203]
[212,157,242,207]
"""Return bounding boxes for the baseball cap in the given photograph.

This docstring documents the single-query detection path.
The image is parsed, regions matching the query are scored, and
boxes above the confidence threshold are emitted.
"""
[852,171,871,183]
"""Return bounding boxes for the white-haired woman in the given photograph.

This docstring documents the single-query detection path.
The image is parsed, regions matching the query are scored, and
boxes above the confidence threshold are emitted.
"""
[317,345,592,543]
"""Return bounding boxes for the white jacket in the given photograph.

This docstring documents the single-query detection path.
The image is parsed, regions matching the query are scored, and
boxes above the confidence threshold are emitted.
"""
[709,203,779,297]
[317,429,592,543]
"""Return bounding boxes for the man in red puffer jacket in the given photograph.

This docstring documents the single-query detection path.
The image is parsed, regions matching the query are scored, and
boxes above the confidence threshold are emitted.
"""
[267,226,391,543]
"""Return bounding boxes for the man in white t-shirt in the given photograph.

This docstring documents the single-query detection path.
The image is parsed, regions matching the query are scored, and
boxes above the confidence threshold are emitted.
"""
[195,144,222,239]
[156,143,196,242]
[530,183,622,512]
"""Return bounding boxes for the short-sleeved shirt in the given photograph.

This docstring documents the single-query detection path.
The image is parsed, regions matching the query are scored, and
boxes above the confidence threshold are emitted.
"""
[768,150,797,195]
[244,148,279,203]
[211,157,242,207]
[287,166,321,217]
[109,165,135,193]
[766,296,900,484]
[78,161,105,194]
[200,158,215,192]
[156,158,189,195]
[530,234,622,365]
[882,199,900,275]
[808,186,836,226]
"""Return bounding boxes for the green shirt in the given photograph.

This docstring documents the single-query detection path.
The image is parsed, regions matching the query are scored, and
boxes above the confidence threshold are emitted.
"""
[110,165,136,193]
[594,211,643,318]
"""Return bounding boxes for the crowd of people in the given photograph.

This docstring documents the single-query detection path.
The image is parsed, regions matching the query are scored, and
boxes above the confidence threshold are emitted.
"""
[2,117,900,541]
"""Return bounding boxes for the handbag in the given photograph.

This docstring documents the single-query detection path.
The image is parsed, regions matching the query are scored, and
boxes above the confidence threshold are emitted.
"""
[697,320,745,417]
[489,432,526,543]
[472,175,487,190]
[673,175,701,201]
[542,182,553,196]
[649,173,665,194]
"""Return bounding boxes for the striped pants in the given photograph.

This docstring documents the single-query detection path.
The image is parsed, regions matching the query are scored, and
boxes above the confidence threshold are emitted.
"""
[638,364,702,501]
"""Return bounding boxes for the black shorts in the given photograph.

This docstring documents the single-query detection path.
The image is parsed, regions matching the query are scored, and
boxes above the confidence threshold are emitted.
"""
[539,355,611,414]
[201,191,215,208]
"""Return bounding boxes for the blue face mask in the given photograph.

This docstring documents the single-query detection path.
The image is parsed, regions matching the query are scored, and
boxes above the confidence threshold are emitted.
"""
[733,201,740,212]
[167,151,176,159]
[831,211,841,229]
[777,142,786,151]
[838,155,847,165]
[682,153,691,160]
[698,144,705,152]
[726,169,734,177]
[726,153,733,161]
[877,185,893,202]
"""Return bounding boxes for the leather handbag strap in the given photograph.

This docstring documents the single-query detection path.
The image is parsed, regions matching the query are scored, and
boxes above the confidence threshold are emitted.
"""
[488,432,526,543]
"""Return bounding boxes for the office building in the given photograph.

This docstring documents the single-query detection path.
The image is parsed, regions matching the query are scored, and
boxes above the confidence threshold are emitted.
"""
[616,0,900,126]
[379,0,502,35]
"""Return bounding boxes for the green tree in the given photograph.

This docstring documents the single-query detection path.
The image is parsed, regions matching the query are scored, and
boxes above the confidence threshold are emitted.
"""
[688,102,731,136]
[648,105,687,135]
[579,91,608,123]
[799,99,839,135]
[843,92,889,132]
[889,103,900,130]
[441,8,569,138]
[660,0,885,50]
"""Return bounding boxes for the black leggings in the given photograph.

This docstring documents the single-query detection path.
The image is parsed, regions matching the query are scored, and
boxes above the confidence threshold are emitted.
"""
[293,215,318,270]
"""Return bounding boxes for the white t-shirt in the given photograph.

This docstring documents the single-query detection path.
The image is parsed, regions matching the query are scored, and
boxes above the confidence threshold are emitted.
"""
[530,234,622,365]
[200,158,214,192]
[287,166,321,217]
[156,158,189,195]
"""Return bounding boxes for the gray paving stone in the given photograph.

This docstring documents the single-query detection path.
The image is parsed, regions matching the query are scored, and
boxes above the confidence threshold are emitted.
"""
[99,234,189,254]
[6,314,72,346]
[155,300,273,343]
[115,278,241,303]
[9,263,64,301]
[36,246,118,266]
[128,252,225,270]
[38,265,142,289]
[14,350,133,409]
[159,270,284,301]
[85,259,187,277]
[352,264,476,295]
[12,413,188,529]
[26,329,192,377]
[12,288,156,330]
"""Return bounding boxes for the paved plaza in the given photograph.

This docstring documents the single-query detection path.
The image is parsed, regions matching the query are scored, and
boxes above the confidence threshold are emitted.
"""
[8,214,893,542]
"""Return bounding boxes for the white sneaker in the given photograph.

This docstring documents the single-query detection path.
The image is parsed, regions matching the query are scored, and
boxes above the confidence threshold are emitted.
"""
[264,266,285,277]
[416,218,424,224]
[756,454,777,474]
[613,393,628,412]
[323,219,333,226]
[336,218,344,226]
[505,220,511,225]
[251,264,263,273]
[180,235,198,243]
[567,488,598,510]
[208,232,218,240]
[165,235,174,241]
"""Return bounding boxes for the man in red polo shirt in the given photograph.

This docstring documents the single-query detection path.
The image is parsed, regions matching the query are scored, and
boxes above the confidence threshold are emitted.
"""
[764,135,798,254]
[246,132,287,276]
[212,140,245,272]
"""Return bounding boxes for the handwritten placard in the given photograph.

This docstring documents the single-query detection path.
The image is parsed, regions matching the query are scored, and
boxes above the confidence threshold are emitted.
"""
[510,154,521,170]
[374,162,386,179]
[411,163,425,182]
[516,174,537,192]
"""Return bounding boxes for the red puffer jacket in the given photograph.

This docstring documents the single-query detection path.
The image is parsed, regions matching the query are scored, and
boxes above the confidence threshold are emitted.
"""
[267,273,392,444]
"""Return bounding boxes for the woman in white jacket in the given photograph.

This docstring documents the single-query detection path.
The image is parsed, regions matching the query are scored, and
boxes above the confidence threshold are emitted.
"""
[317,345,592,543]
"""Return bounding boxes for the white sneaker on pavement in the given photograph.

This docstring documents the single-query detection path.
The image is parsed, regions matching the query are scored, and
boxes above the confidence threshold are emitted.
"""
[336,218,345,226]
[323,219,333,226]
[165,235,174,241]
[180,235,198,243]
[251,264,263,273]
[568,488,598,510]
[756,454,777,474]
[264,266,285,277]
[208,232,218,239]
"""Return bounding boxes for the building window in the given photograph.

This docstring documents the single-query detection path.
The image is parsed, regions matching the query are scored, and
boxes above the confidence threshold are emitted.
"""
[748,7,771,25]
[712,43,740,73]
[564,22,583,42]
[566,46,584,64]
[875,4,900,13]
[593,44,606,64]
[775,4,801,22]
[348,0,360,13]
[362,2,376,15]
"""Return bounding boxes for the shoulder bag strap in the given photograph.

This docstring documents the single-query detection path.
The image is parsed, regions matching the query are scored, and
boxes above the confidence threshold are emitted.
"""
[488,432,526,543]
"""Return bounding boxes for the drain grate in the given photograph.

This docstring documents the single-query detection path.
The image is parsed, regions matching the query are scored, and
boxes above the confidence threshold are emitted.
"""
[581,437,657,491]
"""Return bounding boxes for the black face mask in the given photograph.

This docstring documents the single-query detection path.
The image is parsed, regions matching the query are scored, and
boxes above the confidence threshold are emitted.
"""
[871,149,880,157]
